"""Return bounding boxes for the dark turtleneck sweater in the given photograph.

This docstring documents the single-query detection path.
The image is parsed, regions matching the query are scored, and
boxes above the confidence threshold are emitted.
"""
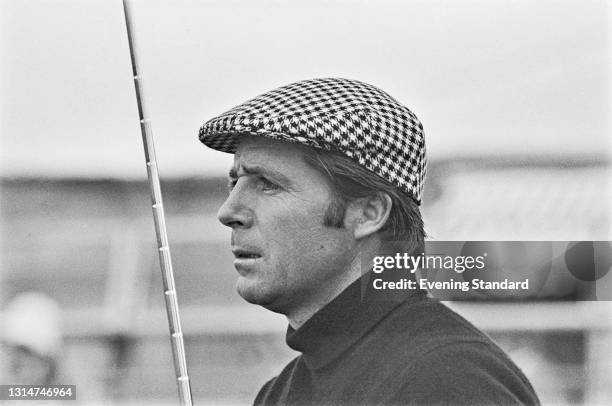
[254,274,540,406]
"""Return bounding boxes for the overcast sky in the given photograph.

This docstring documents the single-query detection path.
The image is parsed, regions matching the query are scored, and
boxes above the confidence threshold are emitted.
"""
[1,0,609,178]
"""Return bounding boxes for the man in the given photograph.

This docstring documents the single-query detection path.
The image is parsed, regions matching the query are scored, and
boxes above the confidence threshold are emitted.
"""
[199,78,539,405]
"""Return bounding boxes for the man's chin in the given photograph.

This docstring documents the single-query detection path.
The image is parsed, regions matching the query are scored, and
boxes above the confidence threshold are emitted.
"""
[236,279,278,308]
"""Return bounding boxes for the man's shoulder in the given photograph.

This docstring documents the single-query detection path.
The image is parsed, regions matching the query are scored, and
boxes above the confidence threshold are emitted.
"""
[333,297,504,379]
[360,298,540,404]
[388,341,540,405]
[367,296,497,353]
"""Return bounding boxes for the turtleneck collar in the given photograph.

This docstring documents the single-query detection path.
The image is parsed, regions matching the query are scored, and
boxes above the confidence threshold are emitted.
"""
[285,272,427,371]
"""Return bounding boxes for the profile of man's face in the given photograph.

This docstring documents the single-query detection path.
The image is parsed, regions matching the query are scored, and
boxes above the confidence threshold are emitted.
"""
[217,137,357,314]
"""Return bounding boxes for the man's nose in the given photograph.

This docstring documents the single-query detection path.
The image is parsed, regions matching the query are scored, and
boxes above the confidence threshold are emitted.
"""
[217,184,253,229]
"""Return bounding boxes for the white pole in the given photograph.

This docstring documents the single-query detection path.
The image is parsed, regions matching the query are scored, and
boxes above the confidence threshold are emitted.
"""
[121,1,193,404]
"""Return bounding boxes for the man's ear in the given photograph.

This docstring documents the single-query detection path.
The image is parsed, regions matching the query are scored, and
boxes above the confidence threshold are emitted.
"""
[345,193,392,240]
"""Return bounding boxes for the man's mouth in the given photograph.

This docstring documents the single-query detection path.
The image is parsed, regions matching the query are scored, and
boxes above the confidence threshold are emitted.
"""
[236,253,261,259]
[232,248,262,260]
[232,248,262,273]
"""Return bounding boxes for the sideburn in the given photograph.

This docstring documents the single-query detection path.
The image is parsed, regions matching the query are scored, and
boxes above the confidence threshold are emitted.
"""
[323,196,347,228]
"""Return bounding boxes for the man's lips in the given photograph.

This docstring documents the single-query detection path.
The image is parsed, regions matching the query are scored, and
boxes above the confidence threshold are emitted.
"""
[232,248,263,275]
[232,247,263,259]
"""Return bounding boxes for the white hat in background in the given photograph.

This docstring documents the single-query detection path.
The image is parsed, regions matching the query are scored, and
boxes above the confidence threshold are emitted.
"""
[1,292,63,358]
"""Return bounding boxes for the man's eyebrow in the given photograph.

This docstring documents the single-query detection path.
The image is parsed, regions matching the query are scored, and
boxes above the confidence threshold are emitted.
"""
[228,163,290,184]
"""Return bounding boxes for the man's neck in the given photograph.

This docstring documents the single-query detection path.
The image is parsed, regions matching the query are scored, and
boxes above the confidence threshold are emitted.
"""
[284,240,384,329]
[286,268,362,329]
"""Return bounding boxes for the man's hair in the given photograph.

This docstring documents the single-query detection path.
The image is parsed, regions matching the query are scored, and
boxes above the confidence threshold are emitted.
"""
[302,147,425,253]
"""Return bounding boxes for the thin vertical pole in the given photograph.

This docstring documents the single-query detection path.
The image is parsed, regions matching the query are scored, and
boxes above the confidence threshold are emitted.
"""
[121,1,193,404]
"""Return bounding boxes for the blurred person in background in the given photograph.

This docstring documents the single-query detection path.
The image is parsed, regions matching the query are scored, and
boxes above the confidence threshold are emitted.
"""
[198,78,540,405]
[0,292,62,385]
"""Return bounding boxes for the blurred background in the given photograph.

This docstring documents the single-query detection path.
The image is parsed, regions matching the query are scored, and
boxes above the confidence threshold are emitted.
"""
[1,0,611,404]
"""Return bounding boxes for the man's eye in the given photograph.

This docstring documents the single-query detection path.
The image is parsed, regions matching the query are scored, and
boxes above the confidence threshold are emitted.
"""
[259,177,280,191]
[227,178,238,190]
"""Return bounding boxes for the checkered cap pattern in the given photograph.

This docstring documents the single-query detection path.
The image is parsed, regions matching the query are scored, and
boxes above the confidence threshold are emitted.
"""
[198,78,426,204]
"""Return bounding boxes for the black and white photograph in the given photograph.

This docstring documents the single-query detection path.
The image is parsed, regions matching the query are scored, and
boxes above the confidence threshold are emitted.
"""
[1,0,610,405]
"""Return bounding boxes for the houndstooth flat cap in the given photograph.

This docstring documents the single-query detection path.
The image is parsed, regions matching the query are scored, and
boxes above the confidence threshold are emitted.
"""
[198,78,426,204]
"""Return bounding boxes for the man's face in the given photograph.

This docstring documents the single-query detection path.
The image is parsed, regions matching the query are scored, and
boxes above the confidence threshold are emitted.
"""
[217,137,357,314]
